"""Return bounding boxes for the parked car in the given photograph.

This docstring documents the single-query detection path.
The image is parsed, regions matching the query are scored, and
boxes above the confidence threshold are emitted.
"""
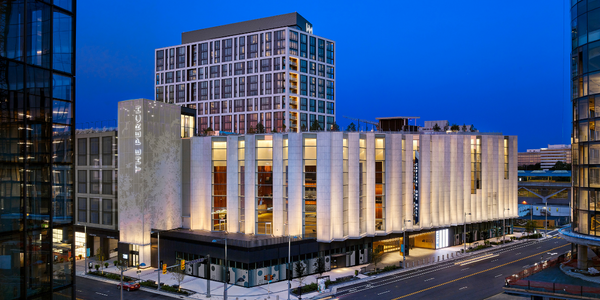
[117,281,140,291]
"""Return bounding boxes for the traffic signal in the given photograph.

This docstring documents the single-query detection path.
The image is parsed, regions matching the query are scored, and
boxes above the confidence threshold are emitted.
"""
[180,259,185,270]
[162,263,167,274]
[263,274,274,281]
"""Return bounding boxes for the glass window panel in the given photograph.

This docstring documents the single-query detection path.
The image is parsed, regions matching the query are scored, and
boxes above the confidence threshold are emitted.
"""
[53,74,72,101]
[52,100,72,124]
[53,12,72,73]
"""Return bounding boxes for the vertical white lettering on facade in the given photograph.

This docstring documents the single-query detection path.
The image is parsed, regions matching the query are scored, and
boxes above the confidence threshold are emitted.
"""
[306,23,313,34]
[134,105,142,173]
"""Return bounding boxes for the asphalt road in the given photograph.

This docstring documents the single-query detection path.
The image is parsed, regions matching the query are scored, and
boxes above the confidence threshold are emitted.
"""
[337,231,570,300]
[75,277,174,300]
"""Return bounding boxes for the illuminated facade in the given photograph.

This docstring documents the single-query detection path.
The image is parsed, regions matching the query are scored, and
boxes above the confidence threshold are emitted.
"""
[189,132,518,241]
[0,1,76,298]
[154,12,336,134]
[116,104,517,286]
[561,0,600,269]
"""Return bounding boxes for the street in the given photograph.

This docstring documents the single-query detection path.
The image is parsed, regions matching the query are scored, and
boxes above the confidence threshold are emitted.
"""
[337,232,570,300]
[75,277,174,300]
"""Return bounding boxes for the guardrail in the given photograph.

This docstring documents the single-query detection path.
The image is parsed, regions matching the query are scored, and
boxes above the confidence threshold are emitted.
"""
[504,251,600,298]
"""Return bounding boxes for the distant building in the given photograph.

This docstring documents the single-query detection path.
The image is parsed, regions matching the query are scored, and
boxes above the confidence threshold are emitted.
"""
[155,12,336,134]
[518,144,571,169]
[517,149,540,166]
[517,170,571,225]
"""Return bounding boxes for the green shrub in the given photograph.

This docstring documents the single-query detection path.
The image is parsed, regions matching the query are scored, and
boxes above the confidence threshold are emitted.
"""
[94,264,100,271]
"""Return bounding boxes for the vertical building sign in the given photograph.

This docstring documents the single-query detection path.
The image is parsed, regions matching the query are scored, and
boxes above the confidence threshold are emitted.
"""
[413,151,419,224]
[134,105,142,173]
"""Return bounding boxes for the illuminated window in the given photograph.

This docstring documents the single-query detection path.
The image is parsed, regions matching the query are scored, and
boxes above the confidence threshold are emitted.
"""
[375,137,385,231]
[303,135,317,238]
[359,136,367,234]
[212,138,227,231]
[238,138,245,233]
[256,135,273,234]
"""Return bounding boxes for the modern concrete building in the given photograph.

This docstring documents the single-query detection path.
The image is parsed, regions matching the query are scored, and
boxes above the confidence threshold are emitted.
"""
[114,98,518,287]
[154,12,336,134]
[518,144,571,169]
[0,1,76,299]
[562,0,600,271]
[73,128,119,261]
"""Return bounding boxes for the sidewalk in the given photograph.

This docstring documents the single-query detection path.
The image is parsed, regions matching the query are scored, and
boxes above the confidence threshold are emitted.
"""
[76,232,538,300]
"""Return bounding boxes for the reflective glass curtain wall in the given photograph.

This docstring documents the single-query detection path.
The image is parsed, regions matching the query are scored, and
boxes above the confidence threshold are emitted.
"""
[0,0,76,299]
[572,0,600,237]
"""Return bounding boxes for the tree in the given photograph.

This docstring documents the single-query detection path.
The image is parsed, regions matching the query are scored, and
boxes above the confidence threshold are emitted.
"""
[310,119,321,131]
[315,257,326,278]
[294,260,307,295]
[518,162,542,171]
[525,220,537,236]
[346,122,357,132]
[550,161,571,171]
[470,124,477,132]
[170,264,186,292]
[462,124,468,132]
[282,123,287,132]
[433,123,441,132]
[96,247,106,274]
[203,126,213,135]
[443,121,449,131]
[256,122,265,133]
[451,124,460,131]
[300,124,307,132]
[331,122,340,131]
[370,247,384,270]
[247,127,256,134]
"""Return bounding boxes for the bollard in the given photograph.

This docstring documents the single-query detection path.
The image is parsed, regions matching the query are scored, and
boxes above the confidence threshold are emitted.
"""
[451,253,454,258]
[447,254,449,259]
[277,296,279,300]
[438,256,440,262]
[412,261,415,267]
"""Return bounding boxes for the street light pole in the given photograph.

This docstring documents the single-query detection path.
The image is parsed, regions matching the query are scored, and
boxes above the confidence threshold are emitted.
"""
[212,238,228,300]
[288,235,291,300]
[84,225,87,274]
[503,208,510,245]
[544,199,548,238]
[464,212,471,253]
[403,219,411,267]
[151,230,161,290]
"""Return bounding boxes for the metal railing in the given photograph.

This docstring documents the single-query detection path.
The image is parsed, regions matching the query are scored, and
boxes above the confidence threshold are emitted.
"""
[504,252,600,298]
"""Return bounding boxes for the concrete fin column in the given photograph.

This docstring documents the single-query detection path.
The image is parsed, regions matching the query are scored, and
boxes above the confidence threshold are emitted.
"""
[420,135,431,229]
[287,133,303,236]
[347,133,360,237]
[444,136,451,226]
[317,132,332,241]
[389,134,402,232]
[464,136,472,224]
[227,136,239,233]
[450,136,458,225]
[244,135,256,234]
[431,135,439,228]
[510,136,519,218]
[189,138,204,230]
[330,132,344,239]
[272,134,284,236]
[578,244,588,270]
[404,135,414,231]
[366,133,376,235]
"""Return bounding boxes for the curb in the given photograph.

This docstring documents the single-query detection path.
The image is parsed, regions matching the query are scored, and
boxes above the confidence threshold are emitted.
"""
[77,273,195,299]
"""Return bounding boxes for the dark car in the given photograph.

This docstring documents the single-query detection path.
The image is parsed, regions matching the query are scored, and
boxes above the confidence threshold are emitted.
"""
[117,281,140,291]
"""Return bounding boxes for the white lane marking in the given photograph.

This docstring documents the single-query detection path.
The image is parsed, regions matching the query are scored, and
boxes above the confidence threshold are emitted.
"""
[424,278,435,282]
[495,274,503,278]
[516,252,521,255]
[491,259,498,262]
[95,292,108,296]
[459,286,468,290]
[378,290,391,295]
[461,267,469,271]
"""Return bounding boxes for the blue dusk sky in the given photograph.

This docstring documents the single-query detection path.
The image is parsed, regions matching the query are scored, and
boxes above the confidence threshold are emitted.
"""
[76,0,570,151]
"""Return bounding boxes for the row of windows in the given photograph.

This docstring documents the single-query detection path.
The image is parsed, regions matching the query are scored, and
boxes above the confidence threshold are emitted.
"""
[192,97,334,116]
[77,170,116,195]
[199,112,287,134]
[157,59,334,85]
[158,76,334,103]
[572,6,600,49]
[77,136,117,166]
[156,31,334,71]
[77,197,113,225]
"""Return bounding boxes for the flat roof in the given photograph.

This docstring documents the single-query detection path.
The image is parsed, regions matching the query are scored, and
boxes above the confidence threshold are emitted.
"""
[376,116,421,120]
[182,12,312,44]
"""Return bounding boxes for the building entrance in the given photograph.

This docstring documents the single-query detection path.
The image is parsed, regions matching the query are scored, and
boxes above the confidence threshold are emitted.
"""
[373,237,403,254]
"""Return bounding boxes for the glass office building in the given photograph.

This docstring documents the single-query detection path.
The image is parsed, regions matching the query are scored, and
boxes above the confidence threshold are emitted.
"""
[564,0,600,269]
[0,1,76,299]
